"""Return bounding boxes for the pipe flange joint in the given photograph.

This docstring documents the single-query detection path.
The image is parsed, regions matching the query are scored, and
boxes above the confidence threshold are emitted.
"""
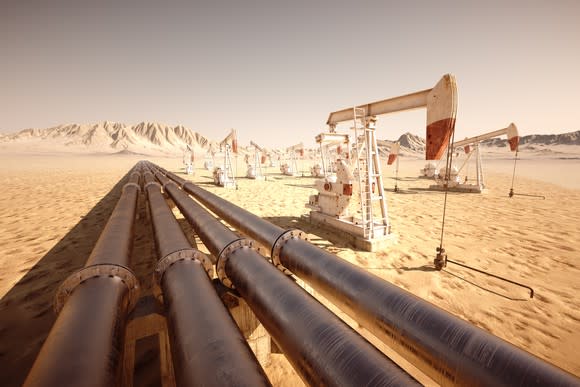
[216,238,258,289]
[271,229,307,273]
[162,180,177,193]
[123,182,142,194]
[54,263,140,314]
[154,248,214,287]
[144,181,162,192]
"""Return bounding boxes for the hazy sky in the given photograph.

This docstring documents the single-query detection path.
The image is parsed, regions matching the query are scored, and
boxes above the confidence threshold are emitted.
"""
[1,0,578,147]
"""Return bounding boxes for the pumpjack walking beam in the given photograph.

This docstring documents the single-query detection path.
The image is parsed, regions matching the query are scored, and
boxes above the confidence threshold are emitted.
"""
[148,164,419,387]
[155,164,580,387]
[24,163,144,387]
[142,166,271,387]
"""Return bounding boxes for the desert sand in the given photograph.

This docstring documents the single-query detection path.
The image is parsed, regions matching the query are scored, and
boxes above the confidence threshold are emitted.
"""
[1,149,579,385]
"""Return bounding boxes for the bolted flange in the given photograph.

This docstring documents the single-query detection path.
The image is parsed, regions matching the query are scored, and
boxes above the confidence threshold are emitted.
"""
[123,182,142,194]
[271,229,308,274]
[216,238,259,289]
[154,248,214,288]
[54,263,140,314]
[144,181,162,192]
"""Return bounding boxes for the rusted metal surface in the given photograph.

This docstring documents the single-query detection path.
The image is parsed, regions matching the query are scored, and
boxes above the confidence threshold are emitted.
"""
[154,165,579,387]
[24,163,144,387]
[144,164,271,386]
[149,164,419,386]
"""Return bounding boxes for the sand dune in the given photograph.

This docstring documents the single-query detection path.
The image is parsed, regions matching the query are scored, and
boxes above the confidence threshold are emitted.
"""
[0,150,579,385]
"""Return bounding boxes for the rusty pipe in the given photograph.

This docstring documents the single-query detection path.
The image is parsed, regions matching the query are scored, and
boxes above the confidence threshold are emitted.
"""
[150,167,419,387]
[143,165,271,386]
[154,164,580,387]
[24,164,143,387]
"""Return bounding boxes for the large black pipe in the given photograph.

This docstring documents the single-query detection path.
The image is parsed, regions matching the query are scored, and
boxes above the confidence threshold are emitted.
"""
[142,166,271,387]
[24,163,143,387]
[155,164,580,387]
[151,166,419,387]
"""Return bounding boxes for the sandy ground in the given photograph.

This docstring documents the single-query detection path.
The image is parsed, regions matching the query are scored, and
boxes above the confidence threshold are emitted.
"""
[0,151,579,385]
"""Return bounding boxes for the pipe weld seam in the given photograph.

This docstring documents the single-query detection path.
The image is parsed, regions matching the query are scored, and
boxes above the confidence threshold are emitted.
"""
[154,248,214,287]
[123,182,142,194]
[54,263,140,314]
[216,238,259,289]
[271,229,307,273]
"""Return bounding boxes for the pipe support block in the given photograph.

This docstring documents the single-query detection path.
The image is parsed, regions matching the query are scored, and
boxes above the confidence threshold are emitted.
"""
[54,263,140,314]
[216,238,259,289]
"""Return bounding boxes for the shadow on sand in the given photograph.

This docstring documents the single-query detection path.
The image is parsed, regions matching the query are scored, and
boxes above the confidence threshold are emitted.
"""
[262,215,354,251]
[0,168,161,386]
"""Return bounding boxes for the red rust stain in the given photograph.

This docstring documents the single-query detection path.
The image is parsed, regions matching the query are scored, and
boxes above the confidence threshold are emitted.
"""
[343,183,353,196]
[232,139,238,153]
[261,155,267,164]
[337,145,342,154]
[509,136,519,151]
[299,149,305,157]
[426,118,456,160]
[387,154,397,165]
[464,145,471,154]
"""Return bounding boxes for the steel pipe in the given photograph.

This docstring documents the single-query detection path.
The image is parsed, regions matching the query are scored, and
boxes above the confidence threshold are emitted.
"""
[143,165,271,387]
[24,163,143,387]
[154,163,580,387]
[150,166,419,387]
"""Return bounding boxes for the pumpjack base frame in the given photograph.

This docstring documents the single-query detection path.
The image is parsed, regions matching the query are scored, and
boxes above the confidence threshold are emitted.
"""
[308,211,393,252]
[428,183,487,194]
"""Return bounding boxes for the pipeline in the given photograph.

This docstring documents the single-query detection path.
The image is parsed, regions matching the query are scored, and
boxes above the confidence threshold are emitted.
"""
[154,163,580,387]
[142,166,271,386]
[24,163,143,387]
[150,164,419,387]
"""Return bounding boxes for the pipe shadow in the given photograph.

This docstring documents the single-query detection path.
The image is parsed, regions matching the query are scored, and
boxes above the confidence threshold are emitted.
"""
[385,189,420,195]
[0,169,138,386]
[442,269,529,301]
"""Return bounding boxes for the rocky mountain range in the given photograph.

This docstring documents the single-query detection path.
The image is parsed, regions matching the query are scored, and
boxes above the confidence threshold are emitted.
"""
[1,122,578,156]
[0,121,217,154]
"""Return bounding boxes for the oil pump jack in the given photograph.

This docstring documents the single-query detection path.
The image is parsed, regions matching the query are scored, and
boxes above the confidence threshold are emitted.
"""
[307,74,457,251]
[310,133,350,179]
[280,143,304,176]
[430,123,519,193]
[212,129,237,188]
[246,140,266,180]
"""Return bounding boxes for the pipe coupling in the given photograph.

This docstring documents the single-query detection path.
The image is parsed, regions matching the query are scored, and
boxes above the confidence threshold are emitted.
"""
[162,180,177,193]
[54,263,140,314]
[216,238,259,289]
[123,182,142,194]
[144,181,162,192]
[271,229,307,273]
[154,248,214,287]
